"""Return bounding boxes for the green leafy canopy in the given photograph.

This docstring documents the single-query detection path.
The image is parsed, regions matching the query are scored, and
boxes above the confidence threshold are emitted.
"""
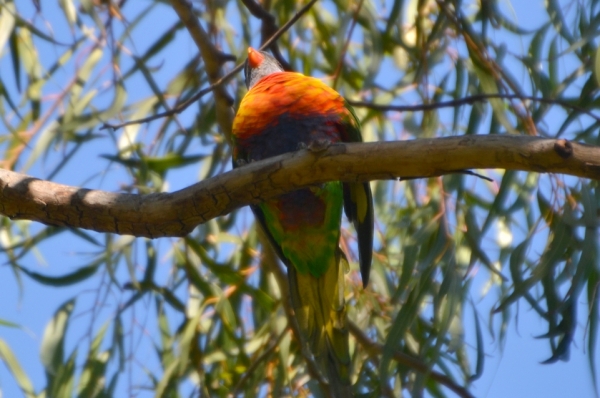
[0,0,599,397]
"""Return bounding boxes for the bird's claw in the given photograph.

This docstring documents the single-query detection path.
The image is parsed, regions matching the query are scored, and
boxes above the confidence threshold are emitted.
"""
[235,159,250,167]
[296,142,308,150]
[307,139,332,152]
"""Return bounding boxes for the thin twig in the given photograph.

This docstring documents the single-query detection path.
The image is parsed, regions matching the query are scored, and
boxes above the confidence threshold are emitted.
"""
[256,0,319,56]
[348,93,600,123]
[100,0,318,131]
[240,0,293,70]
[332,0,364,89]
[100,80,228,130]
[400,169,492,182]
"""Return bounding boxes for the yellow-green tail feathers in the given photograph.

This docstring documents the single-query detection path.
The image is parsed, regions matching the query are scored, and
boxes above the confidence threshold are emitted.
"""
[287,249,352,397]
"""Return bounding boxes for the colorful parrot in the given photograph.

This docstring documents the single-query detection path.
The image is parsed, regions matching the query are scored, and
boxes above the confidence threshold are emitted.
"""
[232,48,373,396]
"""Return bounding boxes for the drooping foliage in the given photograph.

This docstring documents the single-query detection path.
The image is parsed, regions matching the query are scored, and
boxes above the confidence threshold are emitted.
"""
[0,0,599,397]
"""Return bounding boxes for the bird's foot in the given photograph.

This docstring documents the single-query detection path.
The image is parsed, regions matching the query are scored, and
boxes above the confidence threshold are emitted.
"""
[307,139,332,152]
[235,159,250,167]
[296,142,308,150]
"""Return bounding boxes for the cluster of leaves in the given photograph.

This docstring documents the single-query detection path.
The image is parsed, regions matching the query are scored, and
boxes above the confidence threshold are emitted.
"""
[0,0,599,397]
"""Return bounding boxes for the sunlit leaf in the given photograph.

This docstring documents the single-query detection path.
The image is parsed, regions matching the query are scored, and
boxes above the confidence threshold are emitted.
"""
[41,299,75,376]
[58,0,78,28]
[19,263,100,287]
[594,46,600,87]
[0,339,35,398]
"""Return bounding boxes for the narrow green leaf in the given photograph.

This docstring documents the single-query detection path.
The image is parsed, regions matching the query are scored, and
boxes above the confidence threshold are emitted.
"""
[0,1,16,55]
[0,76,21,118]
[380,259,436,382]
[465,102,483,135]
[58,0,77,28]
[48,349,77,398]
[472,63,516,134]
[548,38,558,90]
[453,59,466,132]
[469,304,485,381]
[63,47,103,124]
[9,29,21,93]
[77,322,111,398]
[16,27,41,80]
[100,153,206,174]
[0,318,21,328]
[214,285,238,330]
[19,263,100,287]
[67,228,102,247]
[21,120,58,173]
[14,13,70,44]
[112,315,125,371]
[594,46,600,90]
[0,338,36,398]
[41,299,75,376]
[528,24,549,71]
[588,268,599,396]
[154,356,181,398]
[177,312,201,376]
[545,0,575,45]
[395,244,418,303]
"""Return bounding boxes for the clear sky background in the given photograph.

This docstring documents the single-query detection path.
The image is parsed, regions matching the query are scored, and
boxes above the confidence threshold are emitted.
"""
[0,1,598,397]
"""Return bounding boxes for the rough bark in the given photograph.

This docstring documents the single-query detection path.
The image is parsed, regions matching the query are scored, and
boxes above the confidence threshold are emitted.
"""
[0,136,598,238]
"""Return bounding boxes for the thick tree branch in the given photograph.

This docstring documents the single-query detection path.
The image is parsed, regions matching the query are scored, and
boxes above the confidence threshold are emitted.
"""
[0,136,598,238]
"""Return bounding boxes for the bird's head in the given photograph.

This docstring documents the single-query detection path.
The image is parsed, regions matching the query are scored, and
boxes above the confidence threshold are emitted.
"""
[244,47,284,89]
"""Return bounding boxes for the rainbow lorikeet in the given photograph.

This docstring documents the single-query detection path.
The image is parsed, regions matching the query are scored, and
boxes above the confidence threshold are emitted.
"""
[232,48,374,396]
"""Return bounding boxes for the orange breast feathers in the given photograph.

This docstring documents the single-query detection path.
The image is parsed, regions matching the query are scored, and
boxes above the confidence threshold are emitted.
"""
[233,72,350,139]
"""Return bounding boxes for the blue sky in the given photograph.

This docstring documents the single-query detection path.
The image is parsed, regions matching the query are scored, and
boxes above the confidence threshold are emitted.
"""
[0,1,598,397]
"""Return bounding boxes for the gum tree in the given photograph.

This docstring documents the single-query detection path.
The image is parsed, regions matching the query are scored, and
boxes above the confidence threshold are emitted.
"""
[0,0,599,396]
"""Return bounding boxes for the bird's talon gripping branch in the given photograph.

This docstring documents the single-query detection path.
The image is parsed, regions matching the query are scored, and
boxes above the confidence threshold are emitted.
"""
[297,142,308,150]
[308,138,332,153]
